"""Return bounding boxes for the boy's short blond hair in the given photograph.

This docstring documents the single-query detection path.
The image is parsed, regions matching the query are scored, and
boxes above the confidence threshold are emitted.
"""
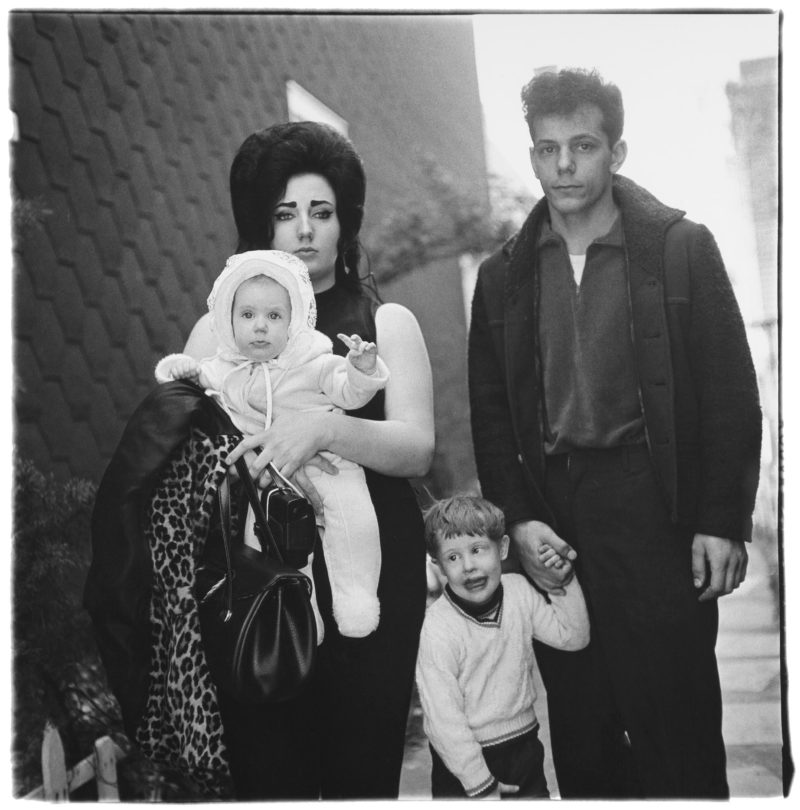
[423,495,506,559]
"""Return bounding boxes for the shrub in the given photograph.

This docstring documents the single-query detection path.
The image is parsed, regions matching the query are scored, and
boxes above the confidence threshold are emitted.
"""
[13,457,101,794]
[12,457,212,799]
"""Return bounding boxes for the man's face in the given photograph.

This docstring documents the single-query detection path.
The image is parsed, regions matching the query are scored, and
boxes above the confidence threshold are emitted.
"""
[529,104,626,220]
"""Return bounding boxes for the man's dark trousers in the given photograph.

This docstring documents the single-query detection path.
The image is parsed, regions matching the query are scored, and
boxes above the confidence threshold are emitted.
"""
[532,443,728,799]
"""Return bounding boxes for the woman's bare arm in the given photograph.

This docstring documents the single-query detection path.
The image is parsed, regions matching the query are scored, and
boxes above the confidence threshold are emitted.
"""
[321,302,435,476]
[184,312,216,360]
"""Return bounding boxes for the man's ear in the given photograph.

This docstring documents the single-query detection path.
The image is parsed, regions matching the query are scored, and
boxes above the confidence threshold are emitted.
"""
[500,534,511,561]
[529,146,540,179]
[610,139,628,174]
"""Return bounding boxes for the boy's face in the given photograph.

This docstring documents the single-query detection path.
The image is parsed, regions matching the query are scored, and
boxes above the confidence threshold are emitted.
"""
[434,533,509,606]
[232,275,291,361]
[529,103,626,221]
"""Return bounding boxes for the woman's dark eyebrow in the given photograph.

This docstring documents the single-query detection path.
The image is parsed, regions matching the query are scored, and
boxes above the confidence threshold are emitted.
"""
[275,199,332,207]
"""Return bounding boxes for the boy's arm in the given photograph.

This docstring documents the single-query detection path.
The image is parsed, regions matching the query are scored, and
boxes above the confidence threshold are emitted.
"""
[524,576,591,651]
[415,626,497,798]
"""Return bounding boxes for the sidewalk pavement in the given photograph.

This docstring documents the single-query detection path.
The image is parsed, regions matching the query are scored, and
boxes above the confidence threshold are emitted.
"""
[399,541,787,799]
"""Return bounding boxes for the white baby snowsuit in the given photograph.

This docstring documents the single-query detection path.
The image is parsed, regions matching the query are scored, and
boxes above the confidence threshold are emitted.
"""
[156,250,389,638]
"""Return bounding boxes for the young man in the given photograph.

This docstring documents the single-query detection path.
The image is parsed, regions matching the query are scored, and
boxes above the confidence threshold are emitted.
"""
[415,495,589,799]
[468,68,761,798]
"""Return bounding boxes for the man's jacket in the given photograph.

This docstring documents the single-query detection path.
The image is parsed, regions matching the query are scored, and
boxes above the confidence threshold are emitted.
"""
[468,174,761,543]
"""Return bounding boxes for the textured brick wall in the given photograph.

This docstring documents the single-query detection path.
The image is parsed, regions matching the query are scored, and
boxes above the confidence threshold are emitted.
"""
[11,11,487,487]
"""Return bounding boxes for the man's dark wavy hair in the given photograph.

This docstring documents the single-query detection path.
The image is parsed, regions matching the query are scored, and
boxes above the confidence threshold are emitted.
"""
[521,68,625,147]
[230,121,366,291]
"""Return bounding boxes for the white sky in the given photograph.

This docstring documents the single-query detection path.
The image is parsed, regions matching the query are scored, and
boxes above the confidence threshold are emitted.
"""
[472,12,779,328]
[473,12,778,203]
[473,12,779,344]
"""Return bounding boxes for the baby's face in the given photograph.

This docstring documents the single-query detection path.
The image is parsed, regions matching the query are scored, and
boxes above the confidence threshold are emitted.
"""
[434,532,509,607]
[232,275,291,361]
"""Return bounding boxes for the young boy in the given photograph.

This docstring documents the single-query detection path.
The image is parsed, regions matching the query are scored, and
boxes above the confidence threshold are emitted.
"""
[415,495,589,799]
[156,249,389,639]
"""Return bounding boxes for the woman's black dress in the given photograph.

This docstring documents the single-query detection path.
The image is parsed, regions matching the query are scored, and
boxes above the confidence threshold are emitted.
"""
[218,283,428,799]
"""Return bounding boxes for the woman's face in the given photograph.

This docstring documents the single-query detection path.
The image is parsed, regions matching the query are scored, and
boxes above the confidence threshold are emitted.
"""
[272,173,341,293]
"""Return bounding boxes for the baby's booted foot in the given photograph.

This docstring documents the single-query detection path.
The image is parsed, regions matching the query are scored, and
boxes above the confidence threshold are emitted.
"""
[332,589,380,638]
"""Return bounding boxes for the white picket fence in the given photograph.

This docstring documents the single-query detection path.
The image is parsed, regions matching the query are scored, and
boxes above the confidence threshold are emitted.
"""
[23,722,126,801]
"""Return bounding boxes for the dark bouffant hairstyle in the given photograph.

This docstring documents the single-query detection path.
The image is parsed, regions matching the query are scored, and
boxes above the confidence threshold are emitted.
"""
[521,68,625,147]
[423,495,506,559]
[230,121,366,291]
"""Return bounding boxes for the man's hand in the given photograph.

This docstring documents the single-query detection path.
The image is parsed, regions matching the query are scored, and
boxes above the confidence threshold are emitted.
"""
[691,533,748,602]
[509,520,577,594]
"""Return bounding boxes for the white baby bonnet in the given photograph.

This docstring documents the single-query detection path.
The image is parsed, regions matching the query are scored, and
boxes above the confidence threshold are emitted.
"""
[207,249,332,364]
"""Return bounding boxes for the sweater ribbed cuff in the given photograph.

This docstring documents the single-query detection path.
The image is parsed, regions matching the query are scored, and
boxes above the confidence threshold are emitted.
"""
[467,775,497,798]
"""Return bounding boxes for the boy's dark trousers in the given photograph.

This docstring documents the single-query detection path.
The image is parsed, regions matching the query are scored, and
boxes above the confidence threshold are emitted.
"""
[533,444,728,799]
[430,727,550,798]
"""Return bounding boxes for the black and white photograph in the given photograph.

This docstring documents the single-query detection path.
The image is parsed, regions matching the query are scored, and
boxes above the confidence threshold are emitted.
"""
[7,1,789,801]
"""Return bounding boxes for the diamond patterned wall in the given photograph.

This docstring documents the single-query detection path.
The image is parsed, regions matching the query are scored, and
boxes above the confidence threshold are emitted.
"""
[12,12,488,486]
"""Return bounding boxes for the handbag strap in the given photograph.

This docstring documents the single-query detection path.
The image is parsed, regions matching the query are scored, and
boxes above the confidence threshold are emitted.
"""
[231,456,284,561]
[217,474,236,621]
[213,455,288,620]
[265,462,305,498]
[215,455,286,579]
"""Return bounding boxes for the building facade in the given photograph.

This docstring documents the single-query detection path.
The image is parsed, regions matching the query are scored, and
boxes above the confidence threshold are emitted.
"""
[11,12,489,492]
[725,56,780,569]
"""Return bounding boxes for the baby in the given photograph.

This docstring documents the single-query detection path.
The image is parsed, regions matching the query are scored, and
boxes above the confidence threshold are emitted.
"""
[156,249,389,639]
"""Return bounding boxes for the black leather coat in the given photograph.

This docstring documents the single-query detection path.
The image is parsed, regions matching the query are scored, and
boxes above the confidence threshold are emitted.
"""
[83,381,238,737]
[468,175,762,543]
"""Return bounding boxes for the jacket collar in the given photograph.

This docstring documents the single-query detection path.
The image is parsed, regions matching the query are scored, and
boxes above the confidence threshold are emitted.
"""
[503,174,685,298]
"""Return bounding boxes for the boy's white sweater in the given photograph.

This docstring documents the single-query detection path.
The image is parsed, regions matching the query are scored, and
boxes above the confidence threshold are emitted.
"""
[415,573,589,796]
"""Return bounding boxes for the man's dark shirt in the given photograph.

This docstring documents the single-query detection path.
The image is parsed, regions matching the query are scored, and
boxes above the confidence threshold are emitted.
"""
[537,216,646,454]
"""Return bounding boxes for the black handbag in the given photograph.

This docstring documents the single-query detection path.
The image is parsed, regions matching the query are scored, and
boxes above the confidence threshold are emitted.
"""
[260,463,317,568]
[195,456,317,705]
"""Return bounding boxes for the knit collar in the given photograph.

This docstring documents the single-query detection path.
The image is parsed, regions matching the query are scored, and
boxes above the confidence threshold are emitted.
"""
[445,582,504,626]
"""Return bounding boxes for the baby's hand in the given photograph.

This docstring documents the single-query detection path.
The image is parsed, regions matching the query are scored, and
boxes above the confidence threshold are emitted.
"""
[170,357,202,383]
[539,542,574,574]
[338,333,378,375]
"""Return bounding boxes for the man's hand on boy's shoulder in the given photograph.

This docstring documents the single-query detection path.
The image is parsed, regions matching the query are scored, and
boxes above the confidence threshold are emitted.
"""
[509,520,576,594]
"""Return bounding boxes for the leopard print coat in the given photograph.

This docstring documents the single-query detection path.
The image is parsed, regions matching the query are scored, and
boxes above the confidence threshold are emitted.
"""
[135,428,239,797]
